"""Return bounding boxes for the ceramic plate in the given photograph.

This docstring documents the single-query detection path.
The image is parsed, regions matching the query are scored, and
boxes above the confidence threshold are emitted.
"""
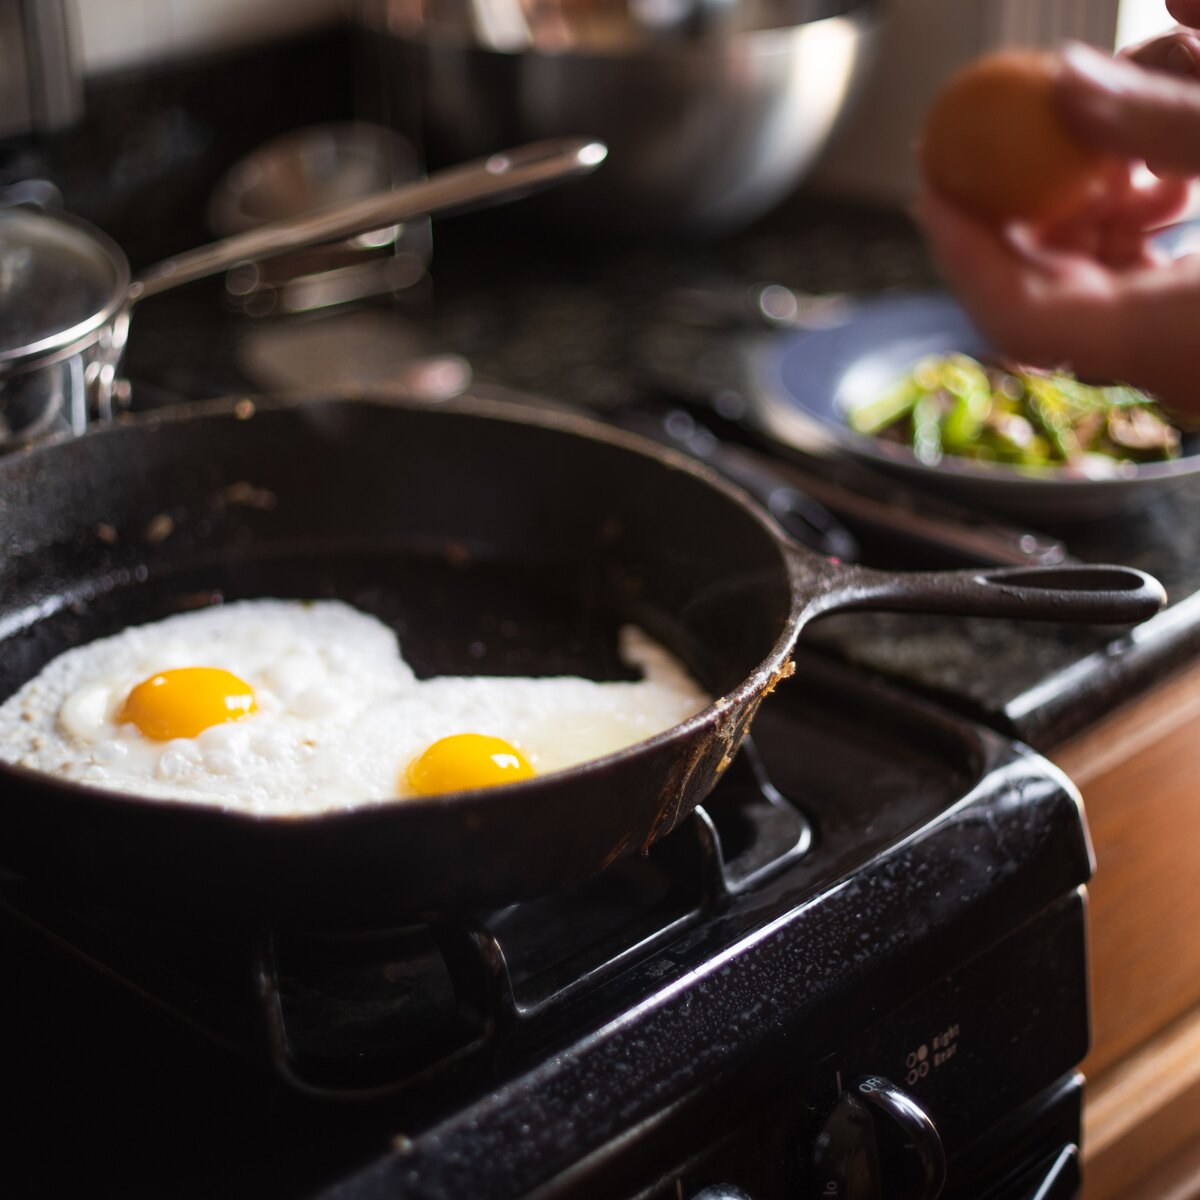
[749,291,1200,520]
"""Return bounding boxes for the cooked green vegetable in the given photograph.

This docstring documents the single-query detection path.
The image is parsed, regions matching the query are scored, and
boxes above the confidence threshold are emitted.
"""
[849,353,1181,468]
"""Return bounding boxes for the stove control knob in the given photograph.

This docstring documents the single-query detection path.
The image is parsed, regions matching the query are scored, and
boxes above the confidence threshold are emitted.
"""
[811,1075,947,1199]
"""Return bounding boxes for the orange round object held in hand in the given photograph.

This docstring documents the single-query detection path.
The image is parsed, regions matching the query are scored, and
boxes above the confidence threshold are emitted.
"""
[919,48,1119,224]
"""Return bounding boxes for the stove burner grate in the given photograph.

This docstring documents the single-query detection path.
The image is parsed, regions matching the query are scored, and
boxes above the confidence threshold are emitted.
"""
[0,739,812,1099]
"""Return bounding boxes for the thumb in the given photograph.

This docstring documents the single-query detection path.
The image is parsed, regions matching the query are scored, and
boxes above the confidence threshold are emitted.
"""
[1058,41,1200,177]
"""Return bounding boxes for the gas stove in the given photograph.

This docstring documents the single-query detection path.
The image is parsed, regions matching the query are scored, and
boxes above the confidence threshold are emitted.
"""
[2,648,1088,1200]
[0,23,1182,1196]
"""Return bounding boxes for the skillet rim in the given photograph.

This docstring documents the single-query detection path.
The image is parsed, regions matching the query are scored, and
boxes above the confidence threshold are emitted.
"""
[0,390,807,825]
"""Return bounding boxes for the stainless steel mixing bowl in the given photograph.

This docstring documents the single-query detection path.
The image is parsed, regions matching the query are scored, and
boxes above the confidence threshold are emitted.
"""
[352,0,883,236]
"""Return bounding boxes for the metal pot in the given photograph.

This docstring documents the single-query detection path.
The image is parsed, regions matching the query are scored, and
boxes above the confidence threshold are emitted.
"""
[0,137,606,444]
[352,0,883,236]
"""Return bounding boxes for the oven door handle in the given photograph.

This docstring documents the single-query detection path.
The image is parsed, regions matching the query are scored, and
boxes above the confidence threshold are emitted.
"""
[1009,1144,1080,1200]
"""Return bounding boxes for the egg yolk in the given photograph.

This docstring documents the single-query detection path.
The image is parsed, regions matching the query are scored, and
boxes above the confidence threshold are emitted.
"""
[119,667,258,740]
[405,734,536,796]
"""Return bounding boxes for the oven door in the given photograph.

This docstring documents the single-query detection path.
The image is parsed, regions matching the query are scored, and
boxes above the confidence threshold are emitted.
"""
[948,1073,1085,1200]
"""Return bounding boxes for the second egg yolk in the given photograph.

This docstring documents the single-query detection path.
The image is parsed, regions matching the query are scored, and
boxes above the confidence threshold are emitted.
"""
[119,667,258,740]
[405,734,536,796]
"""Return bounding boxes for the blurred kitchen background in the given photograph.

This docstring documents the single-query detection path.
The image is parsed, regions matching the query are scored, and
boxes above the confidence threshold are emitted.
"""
[0,0,1180,412]
[4,0,1174,203]
[2,0,1179,238]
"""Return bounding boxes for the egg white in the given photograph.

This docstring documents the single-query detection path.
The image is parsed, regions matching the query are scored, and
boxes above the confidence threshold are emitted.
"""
[0,600,711,814]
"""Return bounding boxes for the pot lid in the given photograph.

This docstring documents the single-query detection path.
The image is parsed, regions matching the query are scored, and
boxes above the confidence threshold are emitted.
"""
[0,206,130,372]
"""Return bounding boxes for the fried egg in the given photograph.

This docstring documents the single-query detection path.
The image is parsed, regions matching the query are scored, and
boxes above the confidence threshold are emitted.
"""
[0,600,710,814]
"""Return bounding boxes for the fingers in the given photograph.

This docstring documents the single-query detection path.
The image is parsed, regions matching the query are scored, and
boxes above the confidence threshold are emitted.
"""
[1123,27,1200,78]
[913,190,1132,380]
[1114,172,1194,226]
[1057,41,1200,177]
[912,192,1031,296]
[1074,170,1192,266]
[912,193,1048,347]
[1009,163,1188,269]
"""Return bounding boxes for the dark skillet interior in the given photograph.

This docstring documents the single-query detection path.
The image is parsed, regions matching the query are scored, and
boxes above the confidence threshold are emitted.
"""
[0,395,795,927]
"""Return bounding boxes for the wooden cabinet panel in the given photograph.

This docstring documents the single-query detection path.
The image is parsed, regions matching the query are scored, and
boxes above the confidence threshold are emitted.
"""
[1053,661,1200,1197]
[1081,1005,1200,1200]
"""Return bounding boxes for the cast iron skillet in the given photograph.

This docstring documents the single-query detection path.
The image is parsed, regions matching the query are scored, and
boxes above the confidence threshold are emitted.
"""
[0,393,1164,927]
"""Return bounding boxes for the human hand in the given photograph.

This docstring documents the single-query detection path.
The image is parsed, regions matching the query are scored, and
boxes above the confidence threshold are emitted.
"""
[1122,0,1200,78]
[915,38,1200,420]
[1057,39,1200,178]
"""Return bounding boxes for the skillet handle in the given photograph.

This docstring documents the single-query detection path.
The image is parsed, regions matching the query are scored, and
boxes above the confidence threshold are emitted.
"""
[799,558,1166,626]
